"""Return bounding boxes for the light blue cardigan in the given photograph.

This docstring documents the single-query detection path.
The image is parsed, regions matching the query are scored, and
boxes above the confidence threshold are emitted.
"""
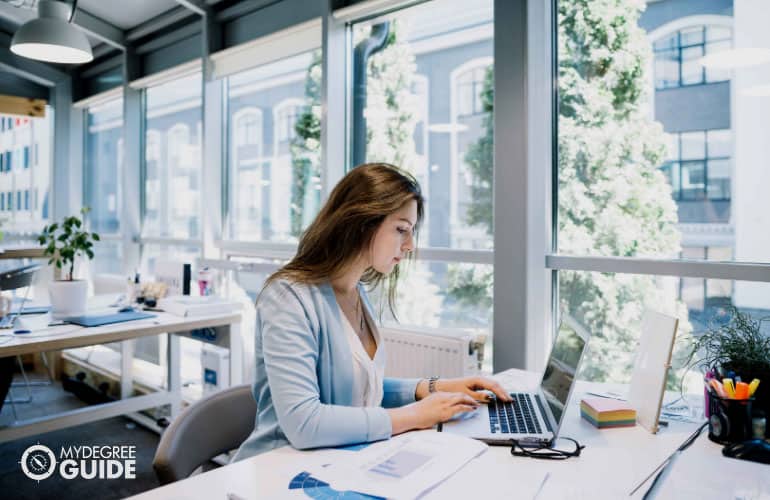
[233,279,420,460]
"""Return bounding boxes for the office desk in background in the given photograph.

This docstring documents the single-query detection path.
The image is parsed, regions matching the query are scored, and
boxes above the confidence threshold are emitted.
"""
[0,304,242,443]
[0,245,45,260]
[127,369,769,500]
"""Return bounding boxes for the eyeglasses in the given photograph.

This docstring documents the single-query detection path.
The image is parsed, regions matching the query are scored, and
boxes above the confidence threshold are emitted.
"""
[510,437,585,460]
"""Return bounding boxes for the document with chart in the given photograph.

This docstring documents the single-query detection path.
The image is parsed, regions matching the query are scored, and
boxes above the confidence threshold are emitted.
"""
[308,430,487,499]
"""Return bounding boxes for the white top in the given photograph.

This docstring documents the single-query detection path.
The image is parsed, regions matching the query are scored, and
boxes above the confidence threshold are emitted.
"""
[341,303,385,407]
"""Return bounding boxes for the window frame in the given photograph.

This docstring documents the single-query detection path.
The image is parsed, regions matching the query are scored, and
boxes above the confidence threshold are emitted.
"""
[652,24,732,90]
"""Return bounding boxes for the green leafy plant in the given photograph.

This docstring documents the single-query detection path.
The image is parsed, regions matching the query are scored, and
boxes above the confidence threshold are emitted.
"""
[686,306,770,407]
[686,306,770,376]
[37,207,100,281]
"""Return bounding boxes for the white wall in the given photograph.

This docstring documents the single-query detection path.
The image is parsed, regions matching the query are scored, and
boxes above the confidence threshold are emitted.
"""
[733,0,770,308]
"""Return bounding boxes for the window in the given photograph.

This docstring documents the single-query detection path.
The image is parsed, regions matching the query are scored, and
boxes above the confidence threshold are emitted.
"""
[653,25,732,89]
[144,72,202,239]
[0,111,51,231]
[225,51,321,242]
[455,65,488,117]
[273,98,304,145]
[450,57,493,250]
[233,108,262,149]
[661,129,731,203]
[85,97,123,235]
[554,1,770,385]
[350,0,494,343]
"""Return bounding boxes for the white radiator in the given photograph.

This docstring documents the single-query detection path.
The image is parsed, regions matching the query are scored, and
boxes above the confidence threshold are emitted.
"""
[380,326,484,378]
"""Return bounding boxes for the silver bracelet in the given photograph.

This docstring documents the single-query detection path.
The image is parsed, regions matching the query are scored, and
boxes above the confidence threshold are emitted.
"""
[428,376,439,393]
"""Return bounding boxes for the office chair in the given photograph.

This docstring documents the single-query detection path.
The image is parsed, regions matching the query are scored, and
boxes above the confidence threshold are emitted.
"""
[152,384,257,485]
[0,263,47,420]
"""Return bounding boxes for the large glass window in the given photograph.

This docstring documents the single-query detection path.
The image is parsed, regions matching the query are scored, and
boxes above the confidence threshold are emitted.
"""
[144,73,202,239]
[0,113,52,232]
[653,25,732,89]
[225,51,322,242]
[85,98,124,274]
[555,1,770,384]
[350,0,494,338]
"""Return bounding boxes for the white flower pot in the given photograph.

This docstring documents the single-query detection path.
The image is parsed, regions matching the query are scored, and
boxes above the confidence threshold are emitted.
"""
[48,280,88,318]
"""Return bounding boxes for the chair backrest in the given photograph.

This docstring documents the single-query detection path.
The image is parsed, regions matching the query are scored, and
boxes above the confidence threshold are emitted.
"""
[0,264,39,291]
[152,384,257,485]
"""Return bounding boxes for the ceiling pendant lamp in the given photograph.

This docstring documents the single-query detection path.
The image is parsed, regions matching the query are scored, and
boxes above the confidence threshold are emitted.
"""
[11,0,93,64]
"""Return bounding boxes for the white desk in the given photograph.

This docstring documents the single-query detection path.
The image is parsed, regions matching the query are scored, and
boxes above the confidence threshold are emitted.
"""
[0,306,242,443]
[128,369,769,500]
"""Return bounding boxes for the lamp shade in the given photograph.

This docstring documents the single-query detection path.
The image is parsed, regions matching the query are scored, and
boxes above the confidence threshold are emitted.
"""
[11,0,93,64]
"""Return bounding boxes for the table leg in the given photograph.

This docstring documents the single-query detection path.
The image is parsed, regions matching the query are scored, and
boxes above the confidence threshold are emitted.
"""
[120,339,135,399]
[228,321,243,386]
[167,333,181,417]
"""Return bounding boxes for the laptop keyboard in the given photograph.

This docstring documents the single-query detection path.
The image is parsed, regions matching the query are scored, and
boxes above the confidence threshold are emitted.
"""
[488,393,542,435]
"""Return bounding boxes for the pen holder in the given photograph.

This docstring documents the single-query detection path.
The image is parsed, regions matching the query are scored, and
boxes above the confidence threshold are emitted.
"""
[707,392,754,444]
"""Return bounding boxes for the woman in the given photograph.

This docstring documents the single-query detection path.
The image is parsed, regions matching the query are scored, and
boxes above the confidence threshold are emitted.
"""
[234,163,510,460]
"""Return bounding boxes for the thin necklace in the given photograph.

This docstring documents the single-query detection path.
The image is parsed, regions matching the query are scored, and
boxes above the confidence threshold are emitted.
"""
[337,289,365,337]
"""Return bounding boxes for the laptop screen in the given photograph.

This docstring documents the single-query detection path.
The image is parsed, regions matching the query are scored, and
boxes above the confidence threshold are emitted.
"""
[540,320,587,428]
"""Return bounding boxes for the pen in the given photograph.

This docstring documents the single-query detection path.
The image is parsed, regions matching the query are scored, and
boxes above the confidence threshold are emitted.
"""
[533,472,550,499]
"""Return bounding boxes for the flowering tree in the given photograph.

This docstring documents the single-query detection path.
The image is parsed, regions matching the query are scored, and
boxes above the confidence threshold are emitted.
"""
[558,0,689,382]
[455,0,689,382]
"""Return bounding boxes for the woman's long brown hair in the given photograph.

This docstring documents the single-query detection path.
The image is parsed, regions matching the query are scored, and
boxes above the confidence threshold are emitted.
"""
[264,163,424,318]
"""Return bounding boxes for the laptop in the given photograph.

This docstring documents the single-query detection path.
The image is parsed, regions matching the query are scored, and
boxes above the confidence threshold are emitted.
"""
[441,314,590,446]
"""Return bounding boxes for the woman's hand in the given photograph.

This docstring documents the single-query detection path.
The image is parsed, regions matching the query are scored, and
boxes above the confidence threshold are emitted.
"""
[416,376,511,403]
[389,392,480,435]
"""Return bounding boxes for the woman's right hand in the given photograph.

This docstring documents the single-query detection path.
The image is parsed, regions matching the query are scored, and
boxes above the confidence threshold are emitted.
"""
[389,392,480,435]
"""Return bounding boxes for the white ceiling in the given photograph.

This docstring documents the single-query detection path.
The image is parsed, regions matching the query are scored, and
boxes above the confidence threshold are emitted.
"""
[77,0,180,30]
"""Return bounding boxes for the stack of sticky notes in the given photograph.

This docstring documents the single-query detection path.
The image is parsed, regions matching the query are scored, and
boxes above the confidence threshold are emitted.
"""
[580,397,637,429]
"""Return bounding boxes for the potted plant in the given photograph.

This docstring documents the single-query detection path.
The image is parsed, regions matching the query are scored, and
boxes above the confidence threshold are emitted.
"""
[686,306,770,419]
[38,207,100,318]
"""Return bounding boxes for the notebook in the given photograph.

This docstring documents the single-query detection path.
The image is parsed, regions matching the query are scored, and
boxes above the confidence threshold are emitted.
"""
[63,310,157,327]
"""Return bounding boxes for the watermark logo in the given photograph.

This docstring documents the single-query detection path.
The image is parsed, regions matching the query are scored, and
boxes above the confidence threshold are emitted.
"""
[20,444,57,482]
[19,443,136,481]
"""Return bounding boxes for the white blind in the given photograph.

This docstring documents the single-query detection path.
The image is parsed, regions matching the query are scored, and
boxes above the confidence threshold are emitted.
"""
[333,0,428,23]
[209,18,322,80]
[128,59,202,90]
[73,87,123,109]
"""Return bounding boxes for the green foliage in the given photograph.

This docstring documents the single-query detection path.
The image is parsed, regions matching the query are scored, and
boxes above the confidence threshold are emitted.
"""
[37,207,100,281]
[451,0,688,383]
[447,65,494,310]
[686,306,770,379]
[290,50,322,237]
[463,65,494,235]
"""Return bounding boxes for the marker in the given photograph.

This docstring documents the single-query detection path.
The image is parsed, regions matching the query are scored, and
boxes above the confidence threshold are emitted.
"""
[723,378,736,399]
[748,379,760,397]
[709,379,727,398]
[735,382,750,400]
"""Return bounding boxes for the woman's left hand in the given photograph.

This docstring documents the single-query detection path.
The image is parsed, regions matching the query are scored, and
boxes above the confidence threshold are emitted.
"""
[435,376,511,403]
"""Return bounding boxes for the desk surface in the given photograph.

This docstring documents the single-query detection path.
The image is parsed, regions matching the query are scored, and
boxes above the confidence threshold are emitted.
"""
[127,370,769,500]
[0,305,242,357]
